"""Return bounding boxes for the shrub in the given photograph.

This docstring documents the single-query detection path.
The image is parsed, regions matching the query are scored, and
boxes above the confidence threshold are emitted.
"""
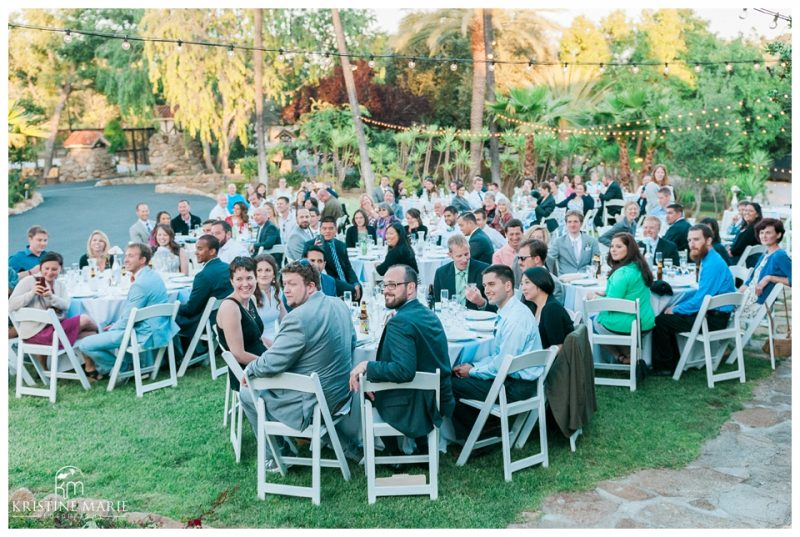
[8,169,38,207]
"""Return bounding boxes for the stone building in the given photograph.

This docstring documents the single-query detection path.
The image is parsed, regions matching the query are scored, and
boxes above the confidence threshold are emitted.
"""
[148,105,205,176]
[59,131,117,182]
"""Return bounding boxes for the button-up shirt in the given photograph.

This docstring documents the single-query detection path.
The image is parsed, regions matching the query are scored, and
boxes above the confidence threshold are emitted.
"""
[9,246,46,272]
[469,296,543,381]
[492,244,517,267]
[673,247,735,315]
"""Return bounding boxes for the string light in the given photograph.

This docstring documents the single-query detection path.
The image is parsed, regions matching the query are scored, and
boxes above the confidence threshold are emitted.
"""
[753,60,760,70]
[350,64,358,72]
[407,59,416,69]
[663,63,669,76]
[526,60,534,71]
[277,48,285,62]
[488,61,495,72]
[176,39,182,52]
[121,36,131,50]
[631,63,640,74]
[739,8,748,20]
[368,56,375,68]
[770,14,779,29]
[599,63,605,73]
[726,62,733,72]
[562,62,568,73]
[694,63,702,73]
[450,62,458,71]
[63,29,72,43]
[227,45,234,57]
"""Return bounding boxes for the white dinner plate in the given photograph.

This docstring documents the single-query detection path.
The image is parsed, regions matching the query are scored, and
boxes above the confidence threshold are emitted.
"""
[447,330,477,342]
[70,291,96,298]
[347,248,359,255]
[468,320,495,332]
[169,275,194,284]
[570,279,599,287]
[464,310,497,321]
[357,255,379,261]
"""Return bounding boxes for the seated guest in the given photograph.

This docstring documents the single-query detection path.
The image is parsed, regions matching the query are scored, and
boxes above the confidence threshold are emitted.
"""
[648,187,672,220]
[433,235,492,311]
[376,223,418,276]
[482,192,498,225]
[531,182,556,229]
[458,212,494,265]
[663,203,691,252]
[373,175,392,204]
[209,193,230,221]
[308,205,321,236]
[392,178,408,200]
[152,224,189,274]
[346,209,377,248]
[358,194,380,227]
[225,183,248,213]
[304,246,340,297]
[726,200,749,241]
[466,176,485,210]
[239,261,354,471]
[170,200,202,236]
[549,210,601,274]
[492,219,524,269]
[739,218,792,318]
[271,177,293,200]
[516,239,564,305]
[375,203,399,241]
[700,217,733,266]
[253,254,286,348]
[404,208,428,242]
[651,225,736,375]
[176,235,232,353]
[431,205,461,247]
[9,225,49,277]
[638,216,680,266]
[349,265,455,441]
[216,256,267,393]
[519,267,573,350]
[451,265,543,440]
[251,206,281,263]
[148,211,172,248]
[225,201,250,236]
[285,208,315,262]
[201,219,215,234]
[557,181,594,214]
[78,244,178,376]
[79,230,112,271]
[318,187,344,222]
[292,189,308,212]
[383,189,402,217]
[275,196,295,241]
[599,202,640,246]
[9,252,99,376]
[210,220,249,264]
[591,233,655,364]
[490,197,513,235]
[523,224,559,275]
[729,202,763,266]
[474,209,506,250]
[303,216,362,301]
[129,203,155,244]
[416,176,439,203]
[593,175,624,227]
[450,182,473,213]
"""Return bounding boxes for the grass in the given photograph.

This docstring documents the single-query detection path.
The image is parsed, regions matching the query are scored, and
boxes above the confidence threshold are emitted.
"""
[8,353,777,528]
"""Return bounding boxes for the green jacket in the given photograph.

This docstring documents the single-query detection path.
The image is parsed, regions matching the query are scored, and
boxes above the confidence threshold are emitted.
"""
[597,263,655,333]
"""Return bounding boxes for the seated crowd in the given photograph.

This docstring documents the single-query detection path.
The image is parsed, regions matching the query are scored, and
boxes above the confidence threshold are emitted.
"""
[8,172,792,471]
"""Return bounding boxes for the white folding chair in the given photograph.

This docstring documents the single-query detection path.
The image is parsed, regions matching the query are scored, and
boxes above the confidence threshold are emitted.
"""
[584,298,643,391]
[455,346,559,482]
[736,244,767,268]
[106,302,180,397]
[213,325,234,427]
[673,292,746,388]
[729,265,753,283]
[7,333,37,386]
[582,209,597,235]
[245,371,352,505]
[9,308,92,402]
[177,297,226,378]
[359,370,440,504]
[221,350,245,463]
[261,244,288,268]
[731,283,784,370]
[602,199,626,226]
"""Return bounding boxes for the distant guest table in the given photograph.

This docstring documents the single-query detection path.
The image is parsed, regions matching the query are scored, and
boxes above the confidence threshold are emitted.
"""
[348,246,451,292]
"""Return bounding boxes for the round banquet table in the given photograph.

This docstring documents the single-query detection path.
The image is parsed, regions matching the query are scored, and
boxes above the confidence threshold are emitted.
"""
[348,247,451,292]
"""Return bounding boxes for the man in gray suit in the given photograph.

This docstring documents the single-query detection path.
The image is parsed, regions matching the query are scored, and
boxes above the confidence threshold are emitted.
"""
[128,202,155,244]
[240,261,354,470]
[549,210,600,274]
[285,207,315,262]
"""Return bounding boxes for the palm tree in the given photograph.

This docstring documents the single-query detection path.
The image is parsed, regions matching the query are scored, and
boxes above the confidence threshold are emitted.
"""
[8,101,48,149]
[253,8,268,186]
[600,88,650,190]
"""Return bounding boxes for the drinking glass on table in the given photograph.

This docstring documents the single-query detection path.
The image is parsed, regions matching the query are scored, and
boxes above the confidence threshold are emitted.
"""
[687,263,697,281]
[343,290,352,304]
[655,252,663,267]
[440,289,449,303]
[584,266,595,280]
[679,251,688,272]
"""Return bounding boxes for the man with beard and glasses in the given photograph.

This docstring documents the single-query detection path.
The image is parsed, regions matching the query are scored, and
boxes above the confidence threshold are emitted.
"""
[650,224,736,376]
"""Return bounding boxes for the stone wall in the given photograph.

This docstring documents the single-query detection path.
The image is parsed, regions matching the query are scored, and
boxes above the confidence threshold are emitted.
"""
[148,132,205,176]
[59,147,117,182]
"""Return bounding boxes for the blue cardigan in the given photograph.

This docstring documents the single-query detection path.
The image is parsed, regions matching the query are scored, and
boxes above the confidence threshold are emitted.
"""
[745,249,792,304]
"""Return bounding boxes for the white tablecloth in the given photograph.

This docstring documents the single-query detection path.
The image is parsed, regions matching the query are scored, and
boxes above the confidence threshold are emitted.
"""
[349,250,450,292]
[66,284,191,326]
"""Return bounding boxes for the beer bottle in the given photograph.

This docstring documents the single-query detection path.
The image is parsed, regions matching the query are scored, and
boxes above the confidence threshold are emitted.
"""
[359,301,369,334]
[593,254,601,278]
[657,260,663,280]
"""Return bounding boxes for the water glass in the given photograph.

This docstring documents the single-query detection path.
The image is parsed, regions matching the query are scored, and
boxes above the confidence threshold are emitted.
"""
[440,289,449,302]
[655,252,663,266]
[679,251,688,270]
[687,263,697,280]
[343,291,352,304]
[585,266,595,280]
[664,259,673,271]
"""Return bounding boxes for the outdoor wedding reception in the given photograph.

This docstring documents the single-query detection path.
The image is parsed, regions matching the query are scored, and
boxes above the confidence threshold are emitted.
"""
[5,4,793,531]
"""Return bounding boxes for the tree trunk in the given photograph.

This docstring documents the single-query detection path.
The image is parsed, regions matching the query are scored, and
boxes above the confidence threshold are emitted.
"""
[423,138,432,178]
[42,71,74,179]
[617,136,632,190]
[483,9,501,186]
[253,8,269,187]
[642,144,657,176]
[201,139,216,173]
[523,134,537,179]
[467,10,487,178]
[331,8,374,197]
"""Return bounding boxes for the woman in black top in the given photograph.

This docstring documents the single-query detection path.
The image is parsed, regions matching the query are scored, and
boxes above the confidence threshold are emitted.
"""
[729,202,762,265]
[520,266,574,349]
[404,208,429,242]
[376,222,418,276]
[700,217,733,266]
[216,257,267,391]
[345,209,377,248]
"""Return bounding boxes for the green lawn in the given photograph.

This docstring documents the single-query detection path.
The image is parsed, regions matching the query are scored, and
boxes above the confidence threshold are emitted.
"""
[8,354,776,528]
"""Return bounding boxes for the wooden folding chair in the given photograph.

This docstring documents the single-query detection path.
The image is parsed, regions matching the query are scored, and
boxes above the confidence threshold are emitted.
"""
[9,308,92,402]
[245,371,352,505]
[177,297,226,378]
[359,370,440,504]
[106,302,180,397]
[455,346,559,482]
[584,298,643,391]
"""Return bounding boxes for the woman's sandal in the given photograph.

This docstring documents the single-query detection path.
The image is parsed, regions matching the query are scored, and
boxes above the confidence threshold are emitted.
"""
[616,354,631,365]
[81,364,103,382]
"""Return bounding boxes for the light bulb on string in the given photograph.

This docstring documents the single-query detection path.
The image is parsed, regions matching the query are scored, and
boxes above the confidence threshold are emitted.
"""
[277,48,285,62]
[368,56,375,68]
[121,36,131,51]
[408,59,416,69]
[739,8,747,19]
[63,29,72,43]
[526,60,534,72]
[694,63,702,73]
[725,63,733,72]
[770,14,779,29]
[599,63,605,73]
[753,61,760,70]
[227,45,234,57]
[562,62,568,74]
[351,64,358,72]
[450,62,458,71]
[631,63,639,74]
[488,61,495,72]
[176,40,183,53]
[663,63,669,76]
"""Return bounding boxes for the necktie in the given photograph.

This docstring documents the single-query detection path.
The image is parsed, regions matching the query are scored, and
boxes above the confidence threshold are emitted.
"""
[327,240,347,281]
[455,270,467,305]
[144,221,151,234]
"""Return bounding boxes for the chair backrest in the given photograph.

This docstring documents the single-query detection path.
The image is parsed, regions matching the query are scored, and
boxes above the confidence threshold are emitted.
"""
[212,324,228,352]
[737,244,767,267]
[705,291,745,312]
[247,370,320,395]
[728,265,753,282]
[264,244,286,255]
[605,199,626,209]
[130,302,179,324]
[583,297,639,317]
[220,350,245,380]
[362,370,440,394]
[10,308,73,351]
[504,346,559,378]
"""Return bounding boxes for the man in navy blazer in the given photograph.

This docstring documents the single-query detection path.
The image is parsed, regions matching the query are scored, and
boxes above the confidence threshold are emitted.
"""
[252,206,282,264]
[638,216,680,265]
[433,234,495,311]
[175,235,232,350]
[594,176,624,227]
[78,243,178,374]
[457,212,494,265]
[349,265,455,440]
[170,200,202,236]
[663,204,691,253]
[303,217,362,300]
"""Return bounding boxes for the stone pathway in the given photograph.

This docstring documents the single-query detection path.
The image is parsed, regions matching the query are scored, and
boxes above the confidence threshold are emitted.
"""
[511,359,792,529]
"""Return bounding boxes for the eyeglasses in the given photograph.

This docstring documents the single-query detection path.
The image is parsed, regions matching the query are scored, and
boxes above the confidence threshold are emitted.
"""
[516,255,531,262]
[378,281,412,291]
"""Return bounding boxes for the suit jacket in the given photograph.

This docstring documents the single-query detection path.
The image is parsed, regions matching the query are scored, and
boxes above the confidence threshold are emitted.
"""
[594,181,623,227]
[535,194,556,223]
[176,257,232,330]
[638,237,680,266]
[468,228,494,265]
[254,221,282,264]
[366,299,455,438]
[286,226,314,262]
[599,218,637,246]
[303,238,359,286]
[345,224,377,248]
[170,214,201,236]
[664,218,691,252]
[245,291,354,431]
[550,232,601,274]
[129,220,155,244]
[110,267,178,349]
[432,259,496,312]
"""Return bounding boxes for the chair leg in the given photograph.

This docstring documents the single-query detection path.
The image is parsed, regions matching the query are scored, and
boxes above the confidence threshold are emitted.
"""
[735,333,746,383]
[703,334,715,389]
[456,405,493,466]
[767,309,776,370]
[501,411,512,482]
[365,405,376,505]
[539,402,549,468]
[234,395,243,463]
[132,348,144,398]
[48,349,59,403]
[256,405,266,500]
[223,379,231,427]
[15,346,26,398]
[429,427,438,500]
[311,411,322,506]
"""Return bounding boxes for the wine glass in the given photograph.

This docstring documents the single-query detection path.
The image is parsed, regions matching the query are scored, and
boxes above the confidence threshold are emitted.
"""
[440,289,449,303]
